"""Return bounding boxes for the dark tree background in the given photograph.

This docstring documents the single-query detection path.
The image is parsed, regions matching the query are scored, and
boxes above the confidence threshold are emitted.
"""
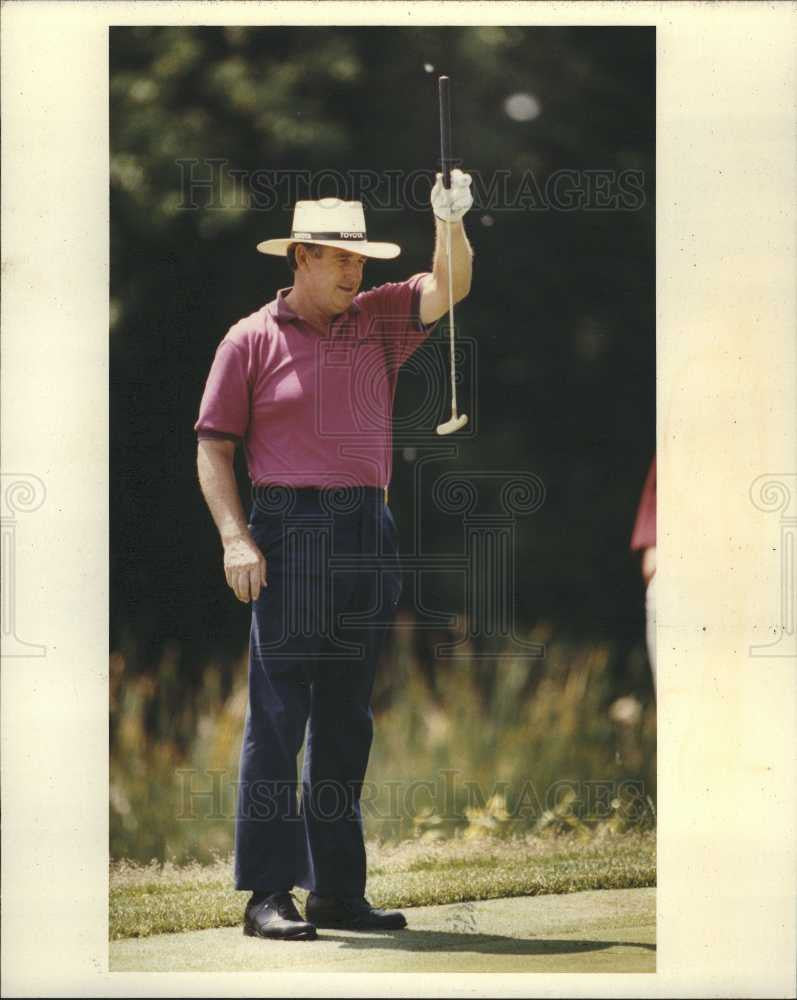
[110,26,655,688]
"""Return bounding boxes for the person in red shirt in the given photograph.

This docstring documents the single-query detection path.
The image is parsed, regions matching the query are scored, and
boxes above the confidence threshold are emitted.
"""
[631,455,657,692]
[195,175,473,939]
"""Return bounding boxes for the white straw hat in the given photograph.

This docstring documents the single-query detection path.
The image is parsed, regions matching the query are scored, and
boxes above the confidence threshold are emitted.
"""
[256,198,401,260]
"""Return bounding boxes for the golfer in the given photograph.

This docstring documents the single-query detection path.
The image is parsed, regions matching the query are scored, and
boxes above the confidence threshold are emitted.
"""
[195,171,473,940]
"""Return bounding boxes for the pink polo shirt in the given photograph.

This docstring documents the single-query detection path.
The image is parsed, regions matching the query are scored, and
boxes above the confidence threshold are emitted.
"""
[630,456,656,551]
[194,273,434,488]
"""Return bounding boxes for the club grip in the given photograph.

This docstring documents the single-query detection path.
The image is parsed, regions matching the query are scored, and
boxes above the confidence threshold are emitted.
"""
[438,75,452,189]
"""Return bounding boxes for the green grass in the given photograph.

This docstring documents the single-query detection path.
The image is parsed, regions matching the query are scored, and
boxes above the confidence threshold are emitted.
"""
[110,830,655,940]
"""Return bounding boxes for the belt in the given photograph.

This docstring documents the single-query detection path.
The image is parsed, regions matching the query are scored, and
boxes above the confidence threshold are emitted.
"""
[255,484,389,505]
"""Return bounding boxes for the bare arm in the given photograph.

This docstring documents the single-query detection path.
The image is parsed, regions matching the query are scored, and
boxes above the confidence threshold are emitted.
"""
[420,169,474,324]
[419,218,473,325]
[196,438,267,603]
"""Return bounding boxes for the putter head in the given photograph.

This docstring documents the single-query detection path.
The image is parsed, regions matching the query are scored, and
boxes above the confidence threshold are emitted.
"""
[436,413,469,436]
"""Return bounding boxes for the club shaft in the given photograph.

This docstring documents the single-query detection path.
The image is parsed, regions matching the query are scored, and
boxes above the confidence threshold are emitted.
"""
[447,217,458,418]
[438,75,458,422]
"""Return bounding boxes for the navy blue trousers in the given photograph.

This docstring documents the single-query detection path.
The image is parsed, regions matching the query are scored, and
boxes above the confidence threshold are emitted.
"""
[234,486,402,896]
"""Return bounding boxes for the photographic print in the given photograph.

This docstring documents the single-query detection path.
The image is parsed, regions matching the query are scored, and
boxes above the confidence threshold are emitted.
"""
[108,25,656,972]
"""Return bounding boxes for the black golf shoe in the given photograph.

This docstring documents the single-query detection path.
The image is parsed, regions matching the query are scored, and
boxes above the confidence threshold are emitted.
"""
[305,893,407,930]
[243,891,317,941]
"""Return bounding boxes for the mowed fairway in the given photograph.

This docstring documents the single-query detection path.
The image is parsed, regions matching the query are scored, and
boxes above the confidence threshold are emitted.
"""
[110,887,655,973]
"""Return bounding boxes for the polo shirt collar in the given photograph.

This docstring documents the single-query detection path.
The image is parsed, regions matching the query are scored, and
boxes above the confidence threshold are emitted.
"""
[271,286,361,326]
[274,287,297,321]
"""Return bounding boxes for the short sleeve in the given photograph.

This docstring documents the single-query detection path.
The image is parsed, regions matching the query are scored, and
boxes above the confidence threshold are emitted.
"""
[355,272,437,369]
[194,339,251,442]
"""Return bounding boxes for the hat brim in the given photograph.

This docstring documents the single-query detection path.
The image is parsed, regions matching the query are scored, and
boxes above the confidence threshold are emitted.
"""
[256,238,401,260]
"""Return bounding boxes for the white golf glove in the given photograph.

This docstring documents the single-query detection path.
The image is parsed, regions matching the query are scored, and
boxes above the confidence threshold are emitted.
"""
[431,168,473,222]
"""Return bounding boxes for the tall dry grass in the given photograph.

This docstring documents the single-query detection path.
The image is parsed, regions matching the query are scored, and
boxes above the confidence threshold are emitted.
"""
[110,619,655,863]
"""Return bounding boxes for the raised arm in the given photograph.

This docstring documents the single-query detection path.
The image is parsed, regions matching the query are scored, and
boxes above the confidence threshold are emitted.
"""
[420,168,474,325]
[197,438,266,603]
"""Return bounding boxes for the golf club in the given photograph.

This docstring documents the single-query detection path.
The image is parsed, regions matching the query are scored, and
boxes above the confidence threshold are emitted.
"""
[435,75,469,436]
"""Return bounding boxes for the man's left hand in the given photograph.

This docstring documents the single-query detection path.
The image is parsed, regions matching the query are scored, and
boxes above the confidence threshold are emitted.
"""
[431,168,473,222]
